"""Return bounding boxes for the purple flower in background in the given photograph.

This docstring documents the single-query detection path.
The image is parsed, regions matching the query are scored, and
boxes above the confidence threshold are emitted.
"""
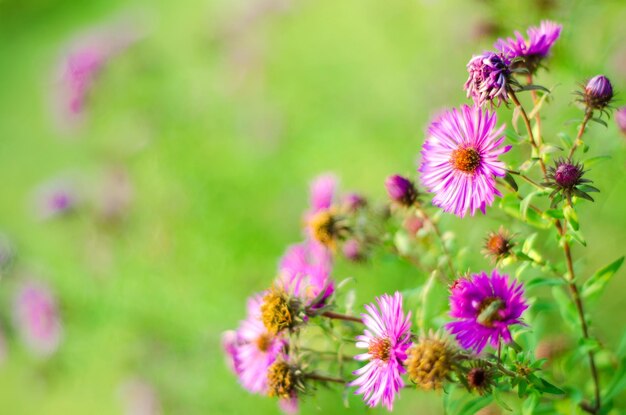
[351,292,412,411]
[277,240,334,311]
[63,48,106,114]
[342,239,364,262]
[465,52,511,107]
[34,179,79,220]
[385,175,417,207]
[13,281,63,356]
[419,105,510,218]
[231,293,286,394]
[616,107,626,136]
[342,192,366,212]
[446,270,528,354]
[119,378,162,415]
[307,173,337,217]
[495,21,562,72]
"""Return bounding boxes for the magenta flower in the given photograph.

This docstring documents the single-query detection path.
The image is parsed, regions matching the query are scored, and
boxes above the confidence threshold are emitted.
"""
[277,240,334,311]
[13,281,63,356]
[495,21,562,71]
[419,105,511,218]
[446,270,528,354]
[308,173,337,216]
[385,174,417,207]
[582,75,614,111]
[464,52,511,107]
[231,293,286,394]
[351,292,412,411]
[616,107,626,136]
[34,179,79,220]
[63,49,106,114]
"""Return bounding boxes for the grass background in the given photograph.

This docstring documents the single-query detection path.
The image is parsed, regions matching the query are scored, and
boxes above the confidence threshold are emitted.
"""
[0,0,624,413]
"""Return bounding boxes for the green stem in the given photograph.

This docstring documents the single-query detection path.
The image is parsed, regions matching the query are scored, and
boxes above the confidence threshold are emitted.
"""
[321,311,363,324]
[568,112,592,159]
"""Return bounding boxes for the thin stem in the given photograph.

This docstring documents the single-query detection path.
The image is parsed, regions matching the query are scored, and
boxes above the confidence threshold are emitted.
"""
[507,169,545,190]
[526,74,543,147]
[321,311,363,324]
[555,217,602,413]
[305,373,347,384]
[568,112,593,159]
[416,204,457,280]
[508,90,547,175]
[504,94,601,412]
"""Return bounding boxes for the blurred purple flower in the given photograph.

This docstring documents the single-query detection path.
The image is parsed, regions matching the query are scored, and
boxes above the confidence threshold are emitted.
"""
[446,270,528,354]
[307,173,337,217]
[277,240,334,311]
[97,167,134,223]
[495,21,561,72]
[34,179,79,220]
[119,378,162,415]
[385,174,417,207]
[342,192,366,212]
[342,239,363,262]
[419,105,510,218]
[351,292,412,411]
[13,281,63,356]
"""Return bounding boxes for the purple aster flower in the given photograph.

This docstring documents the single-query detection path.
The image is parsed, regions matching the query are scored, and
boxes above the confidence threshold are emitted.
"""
[464,52,511,107]
[277,240,334,311]
[351,292,412,411]
[446,270,528,354]
[419,105,511,218]
[13,281,63,356]
[232,293,286,394]
[579,75,614,112]
[385,175,417,207]
[495,21,562,73]
[544,158,596,207]
[616,107,626,136]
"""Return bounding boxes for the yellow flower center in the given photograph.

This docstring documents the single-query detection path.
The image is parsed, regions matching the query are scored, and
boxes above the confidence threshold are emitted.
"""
[368,337,392,362]
[267,360,295,399]
[451,147,481,173]
[405,338,453,390]
[261,288,293,335]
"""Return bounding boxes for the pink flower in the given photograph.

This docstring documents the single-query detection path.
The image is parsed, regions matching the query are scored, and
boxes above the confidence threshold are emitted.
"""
[277,240,334,311]
[229,293,286,394]
[13,281,63,356]
[308,174,337,216]
[350,292,412,411]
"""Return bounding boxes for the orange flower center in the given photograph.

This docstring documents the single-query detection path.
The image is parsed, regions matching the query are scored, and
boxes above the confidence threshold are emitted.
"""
[451,147,481,173]
[369,337,392,362]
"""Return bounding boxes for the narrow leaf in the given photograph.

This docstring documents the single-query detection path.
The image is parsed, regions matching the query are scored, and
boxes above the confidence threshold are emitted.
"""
[582,256,625,302]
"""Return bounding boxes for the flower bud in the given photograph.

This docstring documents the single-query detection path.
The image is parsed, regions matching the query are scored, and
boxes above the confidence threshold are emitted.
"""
[342,193,367,212]
[342,239,364,262]
[385,175,417,207]
[582,75,614,111]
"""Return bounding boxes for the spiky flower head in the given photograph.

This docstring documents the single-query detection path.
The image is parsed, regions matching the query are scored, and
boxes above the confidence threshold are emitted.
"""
[446,270,528,354]
[465,362,495,395]
[578,75,614,113]
[615,107,626,137]
[385,175,418,207]
[261,287,302,335]
[482,227,514,264]
[419,105,511,218]
[465,52,511,107]
[308,209,349,250]
[350,292,412,411]
[405,331,457,391]
[267,358,304,399]
[544,158,597,207]
[494,21,562,74]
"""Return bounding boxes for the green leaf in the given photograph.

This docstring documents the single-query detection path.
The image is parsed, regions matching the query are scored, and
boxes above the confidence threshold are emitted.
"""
[577,337,601,354]
[494,389,513,411]
[526,276,566,290]
[458,395,494,415]
[552,286,579,331]
[568,229,587,247]
[543,209,564,219]
[591,117,608,127]
[522,393,539,415]
[558,132,573,148]
[538,378,565,395]
[603,358,626,401]
[563,205,579,231]
[504,172,519,191]
[520,191,537,220]
[584,155,610,169]
[582,256,625,302]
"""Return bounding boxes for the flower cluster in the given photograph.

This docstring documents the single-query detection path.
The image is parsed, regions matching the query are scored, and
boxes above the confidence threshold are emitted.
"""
[225,18,622,415]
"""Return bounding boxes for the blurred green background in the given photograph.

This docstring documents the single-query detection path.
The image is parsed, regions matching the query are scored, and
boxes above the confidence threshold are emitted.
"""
[0,0,625,413]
